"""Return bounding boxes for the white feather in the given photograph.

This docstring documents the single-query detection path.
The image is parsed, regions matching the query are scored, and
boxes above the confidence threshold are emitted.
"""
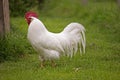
[27,17,86,61]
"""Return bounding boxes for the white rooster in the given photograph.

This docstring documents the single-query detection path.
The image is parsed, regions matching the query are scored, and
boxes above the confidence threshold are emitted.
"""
[25,12,86,67]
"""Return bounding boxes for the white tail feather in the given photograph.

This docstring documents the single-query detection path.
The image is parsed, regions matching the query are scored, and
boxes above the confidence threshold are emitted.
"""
[61,23,86,57]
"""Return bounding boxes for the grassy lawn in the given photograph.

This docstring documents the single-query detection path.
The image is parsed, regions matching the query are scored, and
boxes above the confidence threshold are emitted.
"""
[0,53,119,80]
[0,0,120,80]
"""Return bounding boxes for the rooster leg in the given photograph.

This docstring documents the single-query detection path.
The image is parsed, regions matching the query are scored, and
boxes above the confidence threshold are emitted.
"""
[39,56,45,68]
[51,60,56,67]
[40,60,45,68]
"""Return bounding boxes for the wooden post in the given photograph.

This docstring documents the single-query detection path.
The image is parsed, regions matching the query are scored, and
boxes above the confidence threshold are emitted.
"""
[0,0,10,37]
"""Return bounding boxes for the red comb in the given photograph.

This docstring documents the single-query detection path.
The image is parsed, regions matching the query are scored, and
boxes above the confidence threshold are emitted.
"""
[25,11,38,19]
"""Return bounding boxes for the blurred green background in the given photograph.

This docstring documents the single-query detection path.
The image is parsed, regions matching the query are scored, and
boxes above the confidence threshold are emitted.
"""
[1,0,118,61]
[0,0,120,80]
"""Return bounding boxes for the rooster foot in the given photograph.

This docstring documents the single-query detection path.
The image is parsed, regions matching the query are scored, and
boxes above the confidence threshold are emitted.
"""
[40,60,45,68]
[51,60,56,67]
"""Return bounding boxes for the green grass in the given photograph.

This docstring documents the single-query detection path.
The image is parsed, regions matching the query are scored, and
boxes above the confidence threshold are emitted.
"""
[0,0,120,80]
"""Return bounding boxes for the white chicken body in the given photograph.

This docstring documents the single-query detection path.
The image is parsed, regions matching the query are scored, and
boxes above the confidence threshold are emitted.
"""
[27,17,86,61]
